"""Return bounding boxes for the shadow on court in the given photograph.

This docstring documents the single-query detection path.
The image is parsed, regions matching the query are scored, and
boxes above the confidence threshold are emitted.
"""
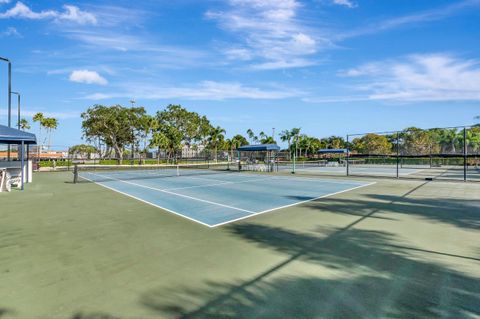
[136,182,479,318]
[140,225,480,318]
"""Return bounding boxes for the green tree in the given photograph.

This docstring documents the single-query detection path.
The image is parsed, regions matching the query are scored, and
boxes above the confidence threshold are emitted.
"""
[41,117,58,151]
[149,131,170,164]
[352,134,392,154]
[246,129,258,144]
[322,136,346,149]
[208,126,226,161]
[81,105,143,164]
[260,136,276,144]
[68,144,98,159]
[225,134,249,160]
[137,114,157,163]
[155,104,213,160]
[33,112,44,155]
[18,118,30,131]
[279,130,292,159]
[290,128,301,158]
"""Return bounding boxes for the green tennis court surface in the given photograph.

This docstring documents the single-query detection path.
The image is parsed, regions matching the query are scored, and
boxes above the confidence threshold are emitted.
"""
[1,172,479,319]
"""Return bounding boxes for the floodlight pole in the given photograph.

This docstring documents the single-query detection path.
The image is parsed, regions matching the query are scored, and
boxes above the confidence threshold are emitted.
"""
[0,57,12,160]
[11,91,20,130]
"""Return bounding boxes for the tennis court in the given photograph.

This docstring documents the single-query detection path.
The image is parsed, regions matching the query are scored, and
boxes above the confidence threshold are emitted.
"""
[77,164,373,227]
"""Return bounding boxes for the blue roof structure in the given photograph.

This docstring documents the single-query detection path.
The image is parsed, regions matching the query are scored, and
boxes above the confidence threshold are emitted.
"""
[237,144,280,151]
[0,124,37,144]
[318,148,347,154]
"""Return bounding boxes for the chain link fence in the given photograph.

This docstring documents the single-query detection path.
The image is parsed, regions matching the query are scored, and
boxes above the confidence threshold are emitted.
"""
[345,126,479,182]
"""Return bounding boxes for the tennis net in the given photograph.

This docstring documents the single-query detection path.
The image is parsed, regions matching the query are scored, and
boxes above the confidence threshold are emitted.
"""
[73,162,237,183]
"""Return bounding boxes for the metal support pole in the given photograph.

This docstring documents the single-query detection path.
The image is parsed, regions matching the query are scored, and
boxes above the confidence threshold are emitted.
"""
[292,138,296,174]
[464,127,467,182]
[26,144,29,183]
[237,150,241,171]
[11,91,20,129]
[17,93,20,130]
[346,135,350,176]
[396,132,400,179]
[0,57,12,160]
[20,141,24,190]
[8,62,11,127]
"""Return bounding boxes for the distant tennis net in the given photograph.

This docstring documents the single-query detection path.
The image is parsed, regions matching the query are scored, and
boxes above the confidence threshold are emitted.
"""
[73,162,237,183]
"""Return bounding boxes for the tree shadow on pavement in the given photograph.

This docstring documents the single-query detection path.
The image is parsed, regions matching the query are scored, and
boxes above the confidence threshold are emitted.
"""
[141,223,480,318]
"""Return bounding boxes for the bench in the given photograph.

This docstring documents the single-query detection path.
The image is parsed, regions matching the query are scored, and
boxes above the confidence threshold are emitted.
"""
[0,167,22,192]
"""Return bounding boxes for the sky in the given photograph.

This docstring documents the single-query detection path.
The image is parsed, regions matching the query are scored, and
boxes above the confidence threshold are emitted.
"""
[0,0,479,149]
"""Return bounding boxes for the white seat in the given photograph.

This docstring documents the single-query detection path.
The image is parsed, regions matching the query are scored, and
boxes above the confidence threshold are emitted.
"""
[0,168,22,192]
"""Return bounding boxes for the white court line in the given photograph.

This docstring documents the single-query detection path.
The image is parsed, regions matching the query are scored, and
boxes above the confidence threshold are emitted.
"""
[210,182,376,227]
[84,172,255,214]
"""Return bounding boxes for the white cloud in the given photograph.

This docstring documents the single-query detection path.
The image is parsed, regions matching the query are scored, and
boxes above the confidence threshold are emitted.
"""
[57,5,96,24]
[207,0,326,69]
[308,54,480,103]
[0,2,96,25]
[340,0,480,39]
[332,0,356,8]
[0,0,11,4]
[69,70,108,85]
[85,81,303,101]
[0,26,19,37]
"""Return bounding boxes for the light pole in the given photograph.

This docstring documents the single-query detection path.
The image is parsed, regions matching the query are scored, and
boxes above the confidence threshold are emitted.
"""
[11,91,20,130]
[1,57,12,160]
[0,57,11,127]
[272,127,275,139]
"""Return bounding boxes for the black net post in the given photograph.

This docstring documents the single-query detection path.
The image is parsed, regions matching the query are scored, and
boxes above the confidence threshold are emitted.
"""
[73,164,79,184]
[464,127,467,182]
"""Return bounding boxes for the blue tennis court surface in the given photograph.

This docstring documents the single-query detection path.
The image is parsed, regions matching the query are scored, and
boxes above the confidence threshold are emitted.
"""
[80,168,373,227]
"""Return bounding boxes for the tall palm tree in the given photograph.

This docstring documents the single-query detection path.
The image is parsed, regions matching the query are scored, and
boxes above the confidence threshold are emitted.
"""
[41,117,58,151]
[18,118,30,131]
[246,129,258,144]
[33,112,44,156]
[279,130,292,159]
[290,127,301,158]
[208,126,226,161]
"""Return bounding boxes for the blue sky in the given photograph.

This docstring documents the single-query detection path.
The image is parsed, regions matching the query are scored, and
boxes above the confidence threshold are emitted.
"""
[0,0,479,148]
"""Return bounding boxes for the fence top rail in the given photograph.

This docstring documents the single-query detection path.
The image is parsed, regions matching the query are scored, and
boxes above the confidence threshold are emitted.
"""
[347,125,475,138]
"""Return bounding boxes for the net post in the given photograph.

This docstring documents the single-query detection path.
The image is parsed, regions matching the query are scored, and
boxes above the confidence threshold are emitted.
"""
[346,135,350,176]
[176,164,180,176]
[73,164,79,184]
[464,127,467,182]
[396,131,400,179]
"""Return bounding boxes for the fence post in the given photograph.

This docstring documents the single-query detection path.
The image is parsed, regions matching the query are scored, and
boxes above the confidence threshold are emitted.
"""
[346,135,350,176]
[396,132,400,179]
[464,127,467,182]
